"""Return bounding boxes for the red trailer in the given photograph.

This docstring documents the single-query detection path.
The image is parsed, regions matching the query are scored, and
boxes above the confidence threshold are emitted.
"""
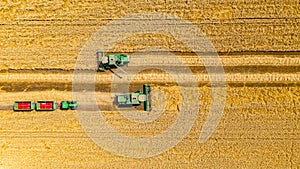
[36,101,57,111]
[13,101,35,111]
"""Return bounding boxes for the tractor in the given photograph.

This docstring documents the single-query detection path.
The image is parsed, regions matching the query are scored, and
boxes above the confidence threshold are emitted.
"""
[60,101,78,110]
[96,51,130,73]
[115,84,152,111]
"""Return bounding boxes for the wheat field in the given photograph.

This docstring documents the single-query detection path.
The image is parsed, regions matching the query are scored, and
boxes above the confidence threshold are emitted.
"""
[0,0,299,168]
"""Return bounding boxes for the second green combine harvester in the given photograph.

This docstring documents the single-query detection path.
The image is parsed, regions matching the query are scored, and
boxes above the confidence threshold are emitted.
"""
[115,84,152,111]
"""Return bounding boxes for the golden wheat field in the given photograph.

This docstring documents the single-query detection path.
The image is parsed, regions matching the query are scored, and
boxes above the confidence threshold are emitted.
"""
[0,0,299,168]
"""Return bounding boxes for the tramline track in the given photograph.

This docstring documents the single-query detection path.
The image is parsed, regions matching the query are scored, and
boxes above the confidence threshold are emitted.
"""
[0,72,299,84]
[1,52,299,71]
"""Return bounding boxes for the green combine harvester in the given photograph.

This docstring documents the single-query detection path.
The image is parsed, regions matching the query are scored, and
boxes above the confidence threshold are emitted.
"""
[96,51,130,73]
[115,84,152,111]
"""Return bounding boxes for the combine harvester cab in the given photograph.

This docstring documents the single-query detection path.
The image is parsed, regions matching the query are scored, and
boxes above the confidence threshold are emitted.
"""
[96,51,130,72]
[36,100,57,111]
[13,101,35,111]
[115,84,152,111]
